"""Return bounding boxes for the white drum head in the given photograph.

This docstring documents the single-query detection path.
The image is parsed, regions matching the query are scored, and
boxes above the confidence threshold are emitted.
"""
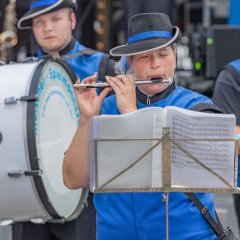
[27,60,86,220]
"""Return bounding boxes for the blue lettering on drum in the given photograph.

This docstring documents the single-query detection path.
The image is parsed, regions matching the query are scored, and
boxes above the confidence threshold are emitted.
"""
[37,78,46,99]
[41,90,73,118]
[34,66,79,136]
[49,68,79,118]
[35,76,47,135]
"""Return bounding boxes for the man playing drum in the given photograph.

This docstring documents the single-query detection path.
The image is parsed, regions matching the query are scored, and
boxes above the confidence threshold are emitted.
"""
[13,0,114,240]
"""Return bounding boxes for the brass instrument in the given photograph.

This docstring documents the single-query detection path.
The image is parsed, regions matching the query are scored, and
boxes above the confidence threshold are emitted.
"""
[95,0,107,51]
[0,0,18,62]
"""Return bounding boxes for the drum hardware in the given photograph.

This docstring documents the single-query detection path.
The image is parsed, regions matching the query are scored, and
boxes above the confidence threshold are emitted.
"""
[47,218,65,224]
[29,217,65,224]
[0,219,14,226]
[4,94,38,105]
[24,170,43,176]
[30,218,46,224]
[8,169,43,177]
[19,56,38,63]
[8,170,24,177]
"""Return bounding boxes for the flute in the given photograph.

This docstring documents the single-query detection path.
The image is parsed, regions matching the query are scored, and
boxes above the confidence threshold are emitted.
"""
[73,77,171,88]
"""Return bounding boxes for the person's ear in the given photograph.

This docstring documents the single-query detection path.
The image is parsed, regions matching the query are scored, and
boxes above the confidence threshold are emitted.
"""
[128,57,134,74]
[171,45,177,70]
[128,57,132,69]
[70,12,76,30]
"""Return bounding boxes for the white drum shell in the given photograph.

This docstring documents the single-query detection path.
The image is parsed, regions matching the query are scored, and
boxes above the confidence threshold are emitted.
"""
[0,63,48,222]
[0,61,85,223]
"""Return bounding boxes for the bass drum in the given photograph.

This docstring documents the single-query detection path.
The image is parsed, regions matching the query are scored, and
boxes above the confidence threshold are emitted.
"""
[0,59,87,224]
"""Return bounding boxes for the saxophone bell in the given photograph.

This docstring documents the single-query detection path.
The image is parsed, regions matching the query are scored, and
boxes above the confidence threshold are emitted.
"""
[0,30,18,48]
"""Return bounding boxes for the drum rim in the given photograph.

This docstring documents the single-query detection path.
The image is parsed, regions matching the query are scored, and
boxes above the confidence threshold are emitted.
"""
[66,187,89,222]
[26,59,86,220]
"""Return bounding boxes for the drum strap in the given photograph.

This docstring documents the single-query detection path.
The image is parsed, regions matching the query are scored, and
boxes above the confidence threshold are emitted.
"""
[20,48,100,63]
[60,47,98,60]
[184,192,238,239]
[38,48,114,84]
[61,48,115,83]
[19,48,115,86]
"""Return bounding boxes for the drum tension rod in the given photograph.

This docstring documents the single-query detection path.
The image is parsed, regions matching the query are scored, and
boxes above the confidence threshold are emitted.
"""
[0,132,2,144]
[24,170,43,176]
[8,169,43,177]
[4,94,38,105]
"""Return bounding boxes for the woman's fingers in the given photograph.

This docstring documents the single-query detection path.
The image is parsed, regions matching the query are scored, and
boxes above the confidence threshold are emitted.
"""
[82,72,98,84]
[75,78,80,84]
[106,75,137,114]
[106,75,134,91]
[99,87,111,102]
[75,73,98,94]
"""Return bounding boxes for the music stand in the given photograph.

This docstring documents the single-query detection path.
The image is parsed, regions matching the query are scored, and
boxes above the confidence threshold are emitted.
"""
[90,127,239,240]
[89,106,239,240]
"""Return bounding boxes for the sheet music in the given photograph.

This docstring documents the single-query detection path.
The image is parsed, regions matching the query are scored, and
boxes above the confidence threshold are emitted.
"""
[166,107,236,188]
[89,106,237,192]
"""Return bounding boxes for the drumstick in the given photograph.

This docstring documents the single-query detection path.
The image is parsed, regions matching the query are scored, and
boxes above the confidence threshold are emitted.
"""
[73,77,171,88]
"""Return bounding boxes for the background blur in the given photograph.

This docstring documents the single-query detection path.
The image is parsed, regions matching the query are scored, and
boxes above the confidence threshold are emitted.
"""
[1,0,240,239]
[1,0,240,97]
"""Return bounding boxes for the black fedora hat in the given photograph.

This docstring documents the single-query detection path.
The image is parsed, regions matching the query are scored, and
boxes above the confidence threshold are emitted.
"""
[18,0,77,30]
[110,13,181,57]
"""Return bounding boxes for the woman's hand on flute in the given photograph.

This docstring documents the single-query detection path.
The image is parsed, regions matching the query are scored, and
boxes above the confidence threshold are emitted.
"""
[106,75,137,114]
[74,73,111,119]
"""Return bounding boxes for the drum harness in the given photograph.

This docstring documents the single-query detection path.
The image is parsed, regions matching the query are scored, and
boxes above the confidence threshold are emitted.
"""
[20,47,113,84]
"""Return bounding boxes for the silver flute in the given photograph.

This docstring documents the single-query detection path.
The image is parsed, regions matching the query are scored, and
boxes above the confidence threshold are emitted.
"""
[73,77,171,88]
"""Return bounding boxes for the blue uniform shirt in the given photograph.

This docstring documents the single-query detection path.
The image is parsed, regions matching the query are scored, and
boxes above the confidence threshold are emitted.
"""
[37,39,104,81]
[94,84,218,240]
